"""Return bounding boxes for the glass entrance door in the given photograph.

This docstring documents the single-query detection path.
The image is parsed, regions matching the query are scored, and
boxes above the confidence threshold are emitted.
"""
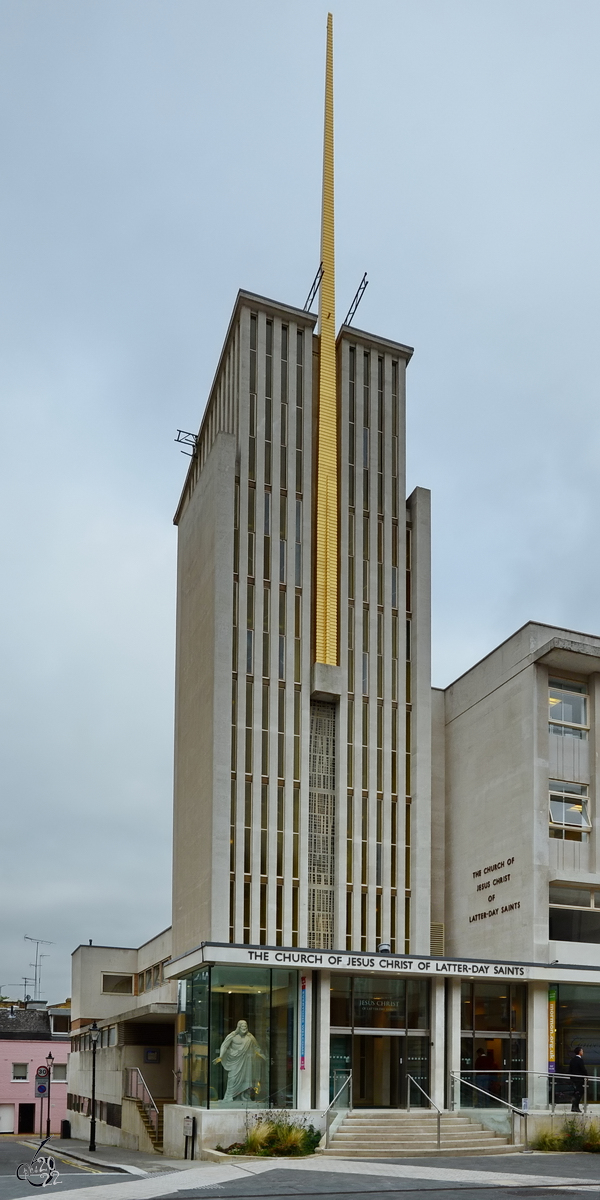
[352,1035,430,1107]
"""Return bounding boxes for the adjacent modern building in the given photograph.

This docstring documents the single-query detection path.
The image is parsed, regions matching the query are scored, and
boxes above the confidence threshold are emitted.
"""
[69,15,600,1156]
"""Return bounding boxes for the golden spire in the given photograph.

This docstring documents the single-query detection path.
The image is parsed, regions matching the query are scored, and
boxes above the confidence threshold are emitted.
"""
[315,12,338,666]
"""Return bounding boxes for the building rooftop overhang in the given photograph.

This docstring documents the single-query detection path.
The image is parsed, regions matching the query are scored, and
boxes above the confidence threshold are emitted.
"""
[337,322,414,363]
[163,941,600,986]
[532,636,600,677]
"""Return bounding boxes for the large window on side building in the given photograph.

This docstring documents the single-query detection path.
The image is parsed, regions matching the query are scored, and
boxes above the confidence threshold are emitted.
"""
[549,679,588,739]
[549,780,590,841]
[549,884,600,944]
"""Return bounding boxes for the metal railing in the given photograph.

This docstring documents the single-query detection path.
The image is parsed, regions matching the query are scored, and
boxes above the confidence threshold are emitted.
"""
[323,1070,353,1149]
[407,1073,441,1149]
[450,1072,528,1148]
[453,1070,593,1114]
[125,1068,159,1142]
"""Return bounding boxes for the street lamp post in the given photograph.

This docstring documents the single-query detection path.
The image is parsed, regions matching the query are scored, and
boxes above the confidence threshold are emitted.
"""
[45,1051,54,1138]
[89,1023,99,1152]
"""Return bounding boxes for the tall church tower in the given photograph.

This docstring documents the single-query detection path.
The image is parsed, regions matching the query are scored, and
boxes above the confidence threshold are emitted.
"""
[171,14,432,964]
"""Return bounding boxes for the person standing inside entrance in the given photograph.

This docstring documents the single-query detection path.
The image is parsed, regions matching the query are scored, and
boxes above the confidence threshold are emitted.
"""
[568,1046,587,1113]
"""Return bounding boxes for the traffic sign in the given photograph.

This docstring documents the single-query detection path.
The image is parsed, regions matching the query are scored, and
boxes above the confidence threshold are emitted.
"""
[36,1082,47,1096]
[36,1066,49,1078]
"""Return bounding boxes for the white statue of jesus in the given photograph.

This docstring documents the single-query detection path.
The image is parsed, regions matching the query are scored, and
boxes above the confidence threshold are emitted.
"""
[213,1020,266,1102]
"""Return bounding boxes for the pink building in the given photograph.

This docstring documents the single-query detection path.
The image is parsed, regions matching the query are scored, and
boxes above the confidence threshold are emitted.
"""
[0,1001,70,1135]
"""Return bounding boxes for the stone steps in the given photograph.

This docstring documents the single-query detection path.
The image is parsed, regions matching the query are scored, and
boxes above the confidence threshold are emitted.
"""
[323,1109,515,1158]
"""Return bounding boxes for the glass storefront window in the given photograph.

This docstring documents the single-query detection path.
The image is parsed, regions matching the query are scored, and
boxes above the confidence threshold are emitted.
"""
[354,977,406,1029]
[329,976,430,1108]
[460,982,527,1109]
[270,970,297,1108]
[180,966,297,1110]
[330,977,352,1028]
[210,966,270,1107]
[183,968,209,1108]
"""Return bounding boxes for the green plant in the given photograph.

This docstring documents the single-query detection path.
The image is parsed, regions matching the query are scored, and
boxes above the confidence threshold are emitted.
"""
[219,1112,321,1157]
[530,1116,600,1154]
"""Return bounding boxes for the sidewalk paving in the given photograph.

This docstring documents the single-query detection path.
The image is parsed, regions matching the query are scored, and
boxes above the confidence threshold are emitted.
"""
[45,1136,212,1176]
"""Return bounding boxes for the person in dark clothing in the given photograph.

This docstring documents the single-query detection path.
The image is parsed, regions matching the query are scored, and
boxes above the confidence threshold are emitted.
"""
[569,1046,587,1112]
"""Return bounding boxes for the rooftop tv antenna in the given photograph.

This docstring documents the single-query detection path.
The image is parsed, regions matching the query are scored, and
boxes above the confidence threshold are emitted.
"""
[24,936,53,1000]
[343,273,368,327]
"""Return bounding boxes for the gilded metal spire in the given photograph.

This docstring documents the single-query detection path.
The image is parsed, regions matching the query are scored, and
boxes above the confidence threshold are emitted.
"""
[315,12,338,666]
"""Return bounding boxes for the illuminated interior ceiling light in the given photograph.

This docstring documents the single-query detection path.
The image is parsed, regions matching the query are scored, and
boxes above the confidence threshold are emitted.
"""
[549,696,561,706]
[568,805,583,812]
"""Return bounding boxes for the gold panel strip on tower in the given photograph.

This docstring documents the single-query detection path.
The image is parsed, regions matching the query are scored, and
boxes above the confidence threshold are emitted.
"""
[315,12,338,666]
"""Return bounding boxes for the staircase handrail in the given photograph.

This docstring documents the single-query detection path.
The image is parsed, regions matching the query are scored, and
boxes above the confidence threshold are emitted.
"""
[322,1070,352,1150]
[125,1067,159,1142]
[406,1073,441,1149]
[450,1070,528,1148]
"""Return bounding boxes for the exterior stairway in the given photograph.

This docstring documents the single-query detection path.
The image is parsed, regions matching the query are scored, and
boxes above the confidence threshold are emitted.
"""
[322,1109,521,1157]
[132,1097,173,1154]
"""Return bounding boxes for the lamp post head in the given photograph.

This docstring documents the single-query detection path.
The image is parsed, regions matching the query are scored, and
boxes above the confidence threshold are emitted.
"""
[46,1050,54,1069]
[90,1021,100,1046]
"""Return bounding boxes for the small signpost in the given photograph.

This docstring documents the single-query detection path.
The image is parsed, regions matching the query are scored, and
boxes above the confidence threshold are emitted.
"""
[183,1115,196,1160]
[35,1067,49,1138]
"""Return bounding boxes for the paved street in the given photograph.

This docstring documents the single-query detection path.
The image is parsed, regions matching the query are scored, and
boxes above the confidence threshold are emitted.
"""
[4,1138,600,1200]
[0,1136,125,1199]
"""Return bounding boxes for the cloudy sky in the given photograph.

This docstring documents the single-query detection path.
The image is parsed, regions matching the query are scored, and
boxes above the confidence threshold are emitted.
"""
[1,0,599,1002]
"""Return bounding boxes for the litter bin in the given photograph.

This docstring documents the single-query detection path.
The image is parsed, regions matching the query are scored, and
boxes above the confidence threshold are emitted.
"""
[60,1120,71,1139]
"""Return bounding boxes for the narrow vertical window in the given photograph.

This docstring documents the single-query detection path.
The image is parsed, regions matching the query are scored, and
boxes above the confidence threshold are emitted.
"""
[295,330,303,486]
[245,681,253,774]
[244,780,252,874]
[247,486,256,578]
[294,593,301,684]
[265,319,272,486]
[230,778,237,874]
[243,881,251,943]
[347,697,354,788]
[231,678,237,772]
[262,587,270,678]
[348,510,355,600]
[362,699,368,789]
[233,477,240,576]
[362,609,369,696]
[263,492,271,580]
[279,589,286,681]
[277,785,285,877]
[361,891,367,953]
[377,356,384,516]
[348,345,356,508]
[278,685,285,779]
[361,797,368,886]
[249,313,257,484]
[377,702,383,793]
[391,360,398,519]
[377,517,384,608]
[295,498,302,587]
[347,605,355,695]
[260,783,268,876]
[346,889,352,951]
[292,786,300,881]
[259,882,267,944]
[347,795,353,883]
[377,611,383,700]
[293,689,301,781]
[261,683,269,776]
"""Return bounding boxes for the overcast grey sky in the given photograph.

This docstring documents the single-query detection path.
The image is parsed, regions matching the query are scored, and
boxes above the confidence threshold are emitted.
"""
[1,0,600,1002]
